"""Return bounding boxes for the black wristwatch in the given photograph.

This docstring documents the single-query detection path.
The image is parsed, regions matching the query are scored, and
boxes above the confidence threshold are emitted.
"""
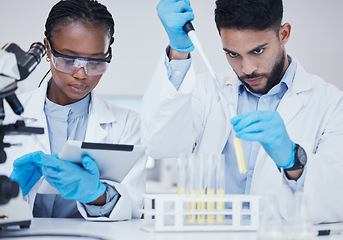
[284,144,307,171]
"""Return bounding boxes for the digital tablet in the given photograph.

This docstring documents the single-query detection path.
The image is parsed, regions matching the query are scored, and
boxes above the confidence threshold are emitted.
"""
[58,140,146,183]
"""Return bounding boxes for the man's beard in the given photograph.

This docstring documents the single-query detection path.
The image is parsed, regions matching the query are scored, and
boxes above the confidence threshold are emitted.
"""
[238,49,286,94]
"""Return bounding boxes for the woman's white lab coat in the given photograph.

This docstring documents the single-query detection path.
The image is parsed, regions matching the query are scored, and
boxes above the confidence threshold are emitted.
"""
[141,56,343,224]
[1,80,146,221]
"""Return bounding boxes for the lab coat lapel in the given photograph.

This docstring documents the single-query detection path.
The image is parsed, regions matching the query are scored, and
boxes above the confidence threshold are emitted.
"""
[31,115,50,153]
[198,94,231,154]
[277,87,303,126]
[84,92,116,143]
[196,71,238,154]
[20,82,51,153]
[205,72,238,153]
[277,62,312,126]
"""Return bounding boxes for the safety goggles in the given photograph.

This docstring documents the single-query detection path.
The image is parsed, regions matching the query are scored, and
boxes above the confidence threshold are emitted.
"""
[48,41,112,77]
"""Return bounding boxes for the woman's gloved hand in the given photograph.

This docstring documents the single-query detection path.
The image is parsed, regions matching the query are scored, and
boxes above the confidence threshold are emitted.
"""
[157,0,194,52]
[10,151,46,196]
[231,110,295,169]
[42,155,106,204]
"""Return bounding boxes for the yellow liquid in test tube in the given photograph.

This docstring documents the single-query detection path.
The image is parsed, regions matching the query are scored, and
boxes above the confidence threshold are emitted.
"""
[197,189,205,224]
[216,188,225,223]
[188,189,196,223]
[233,137,247,174]
[207,188,215,224]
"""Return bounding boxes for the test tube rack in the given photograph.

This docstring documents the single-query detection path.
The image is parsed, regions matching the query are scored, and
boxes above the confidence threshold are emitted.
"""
[141,194,261,232]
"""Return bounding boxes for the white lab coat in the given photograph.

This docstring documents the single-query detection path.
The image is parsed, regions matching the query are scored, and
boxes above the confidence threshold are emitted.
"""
[141,55,343,224]
[1,80,147,221]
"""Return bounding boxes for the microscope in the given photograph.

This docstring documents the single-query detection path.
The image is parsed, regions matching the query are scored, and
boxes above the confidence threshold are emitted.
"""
[0,42,46,229]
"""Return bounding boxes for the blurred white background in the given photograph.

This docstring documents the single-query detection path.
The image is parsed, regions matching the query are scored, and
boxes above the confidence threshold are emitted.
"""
[1,0,342,97]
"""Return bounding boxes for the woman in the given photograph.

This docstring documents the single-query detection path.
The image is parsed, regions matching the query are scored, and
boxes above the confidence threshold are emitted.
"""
[3,0,146,220]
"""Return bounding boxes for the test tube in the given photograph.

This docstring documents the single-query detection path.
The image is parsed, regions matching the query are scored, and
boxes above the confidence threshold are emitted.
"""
[186,154,196,223]
[195,154,205,224]
[205,154,216,224]
[183,22,247,174]
[227,102,247,174]
[216,154,225,223]
[177,153,187,195]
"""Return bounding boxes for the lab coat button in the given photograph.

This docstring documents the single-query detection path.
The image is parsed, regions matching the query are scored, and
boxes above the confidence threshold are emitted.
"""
[175,71,181,76]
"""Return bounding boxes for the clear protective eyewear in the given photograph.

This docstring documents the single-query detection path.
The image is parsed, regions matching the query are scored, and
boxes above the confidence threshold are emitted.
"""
[48,41,112,77]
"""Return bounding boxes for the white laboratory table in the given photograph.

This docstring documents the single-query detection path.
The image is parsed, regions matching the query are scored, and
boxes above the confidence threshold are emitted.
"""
[0,218,342,240]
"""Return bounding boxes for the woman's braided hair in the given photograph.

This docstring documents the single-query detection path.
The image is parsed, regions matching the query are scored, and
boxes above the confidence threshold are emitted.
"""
[45,0,114,45]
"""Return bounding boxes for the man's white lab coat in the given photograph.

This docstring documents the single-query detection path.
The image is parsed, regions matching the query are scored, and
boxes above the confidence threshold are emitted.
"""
[141,56,343,224]
[1,80,146,221]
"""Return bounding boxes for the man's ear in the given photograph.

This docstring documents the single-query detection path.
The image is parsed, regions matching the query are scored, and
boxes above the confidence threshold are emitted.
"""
[279,23,291,45]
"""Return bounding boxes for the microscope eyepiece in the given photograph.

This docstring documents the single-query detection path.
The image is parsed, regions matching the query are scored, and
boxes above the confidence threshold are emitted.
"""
[2,42,47,81]
[27,42,46,66]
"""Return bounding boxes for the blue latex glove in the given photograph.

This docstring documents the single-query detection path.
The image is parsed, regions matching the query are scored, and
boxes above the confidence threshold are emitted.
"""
[42,155,106,203]
[157,0,194,52]
[231,111,295,169]
[10,151,46,196]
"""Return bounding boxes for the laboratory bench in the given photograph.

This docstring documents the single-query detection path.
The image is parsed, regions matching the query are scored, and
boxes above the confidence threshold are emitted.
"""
[0,218,342,240]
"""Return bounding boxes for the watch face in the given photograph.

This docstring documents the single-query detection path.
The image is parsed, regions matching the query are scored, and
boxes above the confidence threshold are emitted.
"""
[297,146,307,165]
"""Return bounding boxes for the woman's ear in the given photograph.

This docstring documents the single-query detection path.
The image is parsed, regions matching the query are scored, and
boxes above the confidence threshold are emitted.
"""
[110,37,114,46]
[43,38,51,60]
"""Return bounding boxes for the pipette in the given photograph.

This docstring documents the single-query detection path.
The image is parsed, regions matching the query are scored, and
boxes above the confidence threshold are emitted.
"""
[183,21,247,174]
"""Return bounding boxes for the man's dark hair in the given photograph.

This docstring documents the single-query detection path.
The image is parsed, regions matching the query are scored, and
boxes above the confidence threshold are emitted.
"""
[214,0,283,34]
[45,0,115,45]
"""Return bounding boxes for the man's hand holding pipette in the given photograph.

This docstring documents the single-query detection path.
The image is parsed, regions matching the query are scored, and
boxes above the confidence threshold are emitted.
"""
[157,0,247,174]
[231,110,296,169]
[157,0,194,52]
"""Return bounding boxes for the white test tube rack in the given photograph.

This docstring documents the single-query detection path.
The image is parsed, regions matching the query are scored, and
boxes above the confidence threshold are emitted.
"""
[141,194,261,232]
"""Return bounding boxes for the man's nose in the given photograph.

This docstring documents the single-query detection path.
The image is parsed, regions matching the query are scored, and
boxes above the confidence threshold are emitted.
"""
[242,57,257,75]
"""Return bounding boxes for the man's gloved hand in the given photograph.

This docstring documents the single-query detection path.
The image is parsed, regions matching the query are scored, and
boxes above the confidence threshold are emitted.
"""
[10,151,46,196]
[42,155,106,204]
[231,111,295,169]
[157,0,194,52]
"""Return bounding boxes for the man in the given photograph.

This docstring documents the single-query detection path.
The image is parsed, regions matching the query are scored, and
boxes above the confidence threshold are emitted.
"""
[141,0,343,223]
